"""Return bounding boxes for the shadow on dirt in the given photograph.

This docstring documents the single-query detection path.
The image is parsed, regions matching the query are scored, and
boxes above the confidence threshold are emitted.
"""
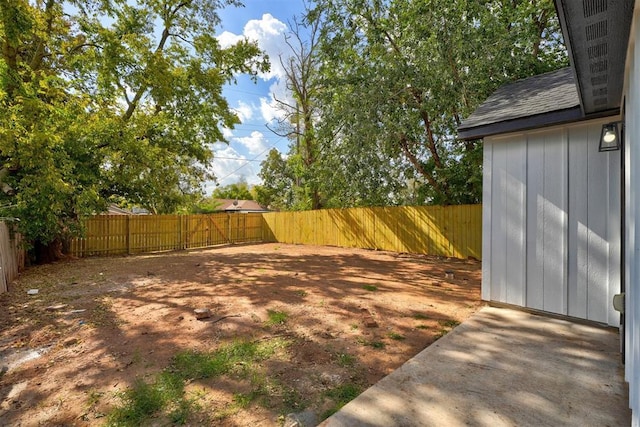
[0,243,481,425]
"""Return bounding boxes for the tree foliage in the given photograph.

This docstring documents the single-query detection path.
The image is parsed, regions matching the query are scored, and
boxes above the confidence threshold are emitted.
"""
[211,179,254,201]
[254,148,297,210]
[0,0,268,257]
[261,0,567,209]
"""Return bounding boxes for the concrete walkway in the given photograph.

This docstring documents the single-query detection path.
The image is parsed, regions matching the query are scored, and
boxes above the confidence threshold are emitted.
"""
[321,306,630,427]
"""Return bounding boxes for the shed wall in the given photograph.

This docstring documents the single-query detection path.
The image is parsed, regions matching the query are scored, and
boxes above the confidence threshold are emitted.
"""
[624,4,640,423]
[483,119,620,326]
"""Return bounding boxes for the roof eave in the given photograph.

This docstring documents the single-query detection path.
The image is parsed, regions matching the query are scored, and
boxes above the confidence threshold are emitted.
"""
[553,0,634,115]
[554,0,586,117]
[458,106,618,140]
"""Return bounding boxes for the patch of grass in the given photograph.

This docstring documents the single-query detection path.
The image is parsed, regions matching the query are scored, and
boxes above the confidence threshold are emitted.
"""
[321,383,362,420]
[168,397,195,425]
[279,384,307,412]
[356,337,385,348]
[172,339,283,380]
[233,392,257,409]
[265,309,288,326]
[171,349,229,379]
[231,376,305,414]
[108,338,290,425]
[294,289,307,297]
[439,319,460,328]
[108,374,182,426]
[362,284,378,291]
[350,323,358,330]
[415,324,428,330]
[388,332,405,341]
[86,389,104,408]
[335,353,356,367]
[412,313,430,320]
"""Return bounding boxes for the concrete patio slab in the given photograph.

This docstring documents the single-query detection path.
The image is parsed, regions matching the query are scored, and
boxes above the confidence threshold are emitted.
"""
[321,306,630,427]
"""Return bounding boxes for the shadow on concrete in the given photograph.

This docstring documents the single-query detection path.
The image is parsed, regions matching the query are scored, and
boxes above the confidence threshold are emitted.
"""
[321,306,630,427]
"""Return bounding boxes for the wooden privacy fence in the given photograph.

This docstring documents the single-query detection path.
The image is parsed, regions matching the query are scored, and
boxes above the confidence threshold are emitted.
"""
[262,205,482,259]
[70,213,264,257]
[69,205,482,260]
[0,222,24,293]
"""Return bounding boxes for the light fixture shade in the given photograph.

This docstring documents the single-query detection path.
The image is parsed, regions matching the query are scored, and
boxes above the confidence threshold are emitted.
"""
[599,122,620,152]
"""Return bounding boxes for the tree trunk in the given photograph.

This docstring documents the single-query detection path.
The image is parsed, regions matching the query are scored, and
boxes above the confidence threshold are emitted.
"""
[32,239,65,264]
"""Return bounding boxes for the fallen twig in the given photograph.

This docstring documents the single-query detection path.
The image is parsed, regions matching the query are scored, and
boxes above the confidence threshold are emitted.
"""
[210,314,241,324]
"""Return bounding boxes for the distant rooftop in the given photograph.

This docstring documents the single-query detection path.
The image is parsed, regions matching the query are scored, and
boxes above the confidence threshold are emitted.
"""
[458,67,583,140]
[216,199,268,212]
[106,204,150,215]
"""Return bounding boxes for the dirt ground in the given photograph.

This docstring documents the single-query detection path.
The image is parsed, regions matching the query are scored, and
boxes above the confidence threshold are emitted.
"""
[0,243,482,426]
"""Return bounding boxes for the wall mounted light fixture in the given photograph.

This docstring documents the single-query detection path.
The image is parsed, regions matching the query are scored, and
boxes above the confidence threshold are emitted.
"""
[599,122,622,152]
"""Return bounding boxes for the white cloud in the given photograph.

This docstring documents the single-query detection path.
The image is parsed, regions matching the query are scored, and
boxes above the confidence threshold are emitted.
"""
[217,14,288,81]
[232,100,254,123]
[235,131,268,155]
[221,127,234,139]
[217,14,301,126]
[260,79,297,123]
[260,95,282,123]
[208,144,263,190]
[209,13,295,189]
[217,31,243,49]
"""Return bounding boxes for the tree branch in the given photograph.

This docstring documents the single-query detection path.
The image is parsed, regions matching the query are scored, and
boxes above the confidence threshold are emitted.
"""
[29,0,56,71]
[398,134,442,195]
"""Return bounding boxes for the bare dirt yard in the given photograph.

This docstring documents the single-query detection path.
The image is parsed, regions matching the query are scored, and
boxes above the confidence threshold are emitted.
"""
[0,243,482,426]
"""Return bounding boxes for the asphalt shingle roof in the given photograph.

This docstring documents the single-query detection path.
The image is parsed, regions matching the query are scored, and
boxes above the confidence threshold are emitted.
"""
[459,67,580,133]
[216,199,267,212]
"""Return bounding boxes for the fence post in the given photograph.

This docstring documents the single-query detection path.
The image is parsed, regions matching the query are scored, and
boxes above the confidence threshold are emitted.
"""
[126,215,131,255]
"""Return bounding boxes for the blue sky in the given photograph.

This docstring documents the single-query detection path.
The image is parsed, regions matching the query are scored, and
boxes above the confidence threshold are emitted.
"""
[207,0,308,193]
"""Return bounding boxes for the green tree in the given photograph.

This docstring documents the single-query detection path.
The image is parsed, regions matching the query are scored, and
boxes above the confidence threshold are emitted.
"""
[307,0,566,205]
[254,148,297,210]
[0,0,268,260]
[211,179,254,200]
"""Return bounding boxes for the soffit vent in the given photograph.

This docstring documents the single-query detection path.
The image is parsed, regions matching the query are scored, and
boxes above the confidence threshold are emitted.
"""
[554,0,632,115]
[591,75,608,85]
[587,43,608,59]
[589,59,608,73]
[592,87,607,97]
[586,20,608,41]
[583,0,607,17]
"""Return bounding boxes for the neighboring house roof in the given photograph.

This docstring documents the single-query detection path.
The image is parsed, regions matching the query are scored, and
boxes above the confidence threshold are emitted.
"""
[106,205,134,215]
[458,67,583,140]
[105,205,150,215]
[215,199,268,212]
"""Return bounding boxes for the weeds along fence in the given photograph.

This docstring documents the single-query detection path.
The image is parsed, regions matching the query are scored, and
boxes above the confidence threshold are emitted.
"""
[0,222,24,293]
[262,205,481,260]
[69,213,264,257]
[69,205,481,260]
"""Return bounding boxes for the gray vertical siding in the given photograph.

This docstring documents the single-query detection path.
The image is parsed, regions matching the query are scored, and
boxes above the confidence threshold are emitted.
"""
[625,11,640,426]
[483,118,620,326]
